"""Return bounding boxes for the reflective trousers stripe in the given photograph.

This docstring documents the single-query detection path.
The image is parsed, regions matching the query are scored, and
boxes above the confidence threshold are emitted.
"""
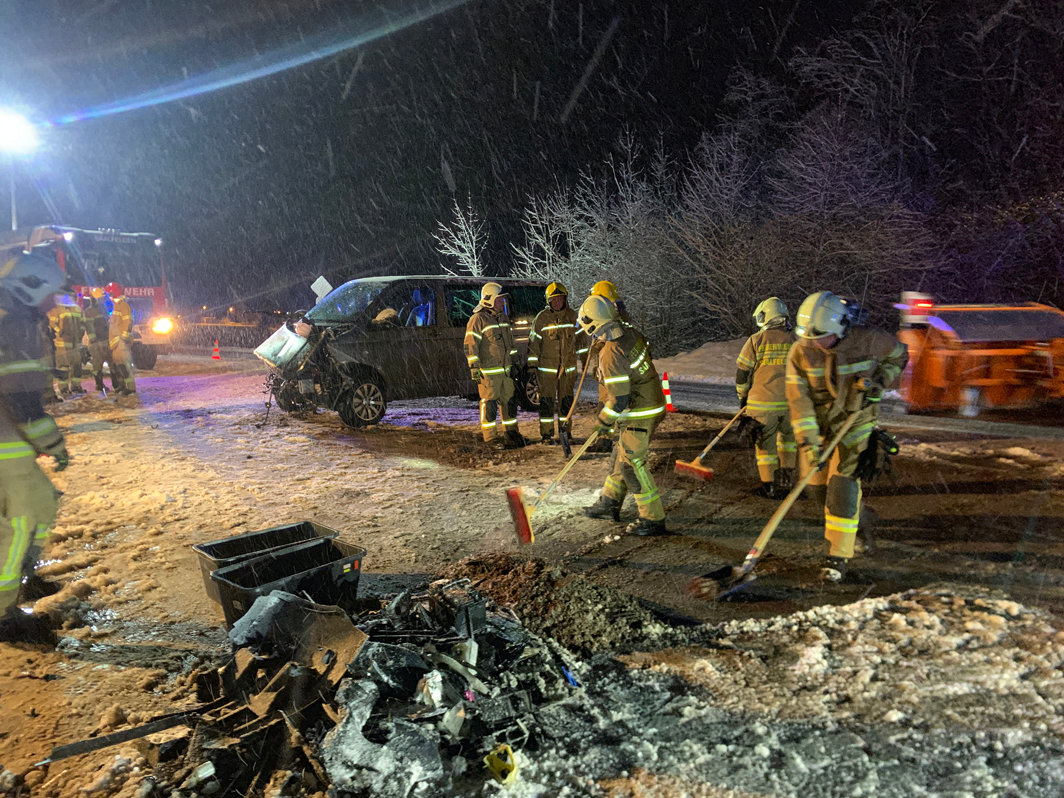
[1,516,32,601]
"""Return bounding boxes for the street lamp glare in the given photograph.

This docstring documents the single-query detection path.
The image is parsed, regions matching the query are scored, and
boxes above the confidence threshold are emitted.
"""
[0,110,38,155]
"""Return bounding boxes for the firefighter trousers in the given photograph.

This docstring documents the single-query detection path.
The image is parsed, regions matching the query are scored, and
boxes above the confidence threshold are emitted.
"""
[537,367,576,438]
[753,411,797,482]
[478,373,517,442]
[0,457,58,614]
[54,343,79,392]
[800,408,876,559]
[601,423,664,521]
[110,340,135,392]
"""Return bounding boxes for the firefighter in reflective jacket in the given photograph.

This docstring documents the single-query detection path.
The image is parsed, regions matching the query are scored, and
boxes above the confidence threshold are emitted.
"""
[737,297,797,499]
[586,280,630,453]
[49,293,85,395]
[527,282,587,443]
[106,282,136,395]
[0,254,69,641]
[82,294,112,393]
[786,291,908,582]
[579,295,669,536]
[464,282,525,449]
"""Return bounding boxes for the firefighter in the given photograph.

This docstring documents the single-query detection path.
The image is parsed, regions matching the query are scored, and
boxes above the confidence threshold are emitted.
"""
[585,280,630,453]
[49,291,85,395]
[527,282,587,443]
[106,282,136,395]
[464,282,525,449]
[736,297,797,499]
[82,293,112,393]
[579,294,669,536]
[0,254,69,642]
[786,291,908,581]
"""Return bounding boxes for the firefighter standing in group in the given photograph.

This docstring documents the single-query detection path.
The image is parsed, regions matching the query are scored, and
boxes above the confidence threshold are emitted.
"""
[464,282,525,449]
[49,292,85,396]
[579,294,670,536]
[527,282,587,444]
[786,290,908,582]
[736,297,797,499]
[106,282,136,395]
[83,292,113,393]
[0,254,70,642]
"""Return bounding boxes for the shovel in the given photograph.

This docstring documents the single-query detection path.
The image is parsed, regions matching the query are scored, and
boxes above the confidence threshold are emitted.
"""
[558,355,594,458]
[506,428,603,545]
[687,412,860,600]
[674,407,745,482]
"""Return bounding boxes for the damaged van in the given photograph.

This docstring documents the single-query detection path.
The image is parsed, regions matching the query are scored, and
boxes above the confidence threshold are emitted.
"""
[254,276,549,427]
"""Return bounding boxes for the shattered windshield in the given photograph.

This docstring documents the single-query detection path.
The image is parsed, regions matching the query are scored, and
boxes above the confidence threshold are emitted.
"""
[305,280,387,325]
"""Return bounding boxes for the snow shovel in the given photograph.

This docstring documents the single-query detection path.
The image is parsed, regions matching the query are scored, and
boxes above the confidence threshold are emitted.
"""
[558,355,594,458]
[687,411,860,600]
[674,407,745,482]
[507,428,603,545]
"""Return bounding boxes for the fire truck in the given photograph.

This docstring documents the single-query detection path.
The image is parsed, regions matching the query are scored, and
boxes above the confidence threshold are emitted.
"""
[897,292,1064,416]
[0,225,175,369]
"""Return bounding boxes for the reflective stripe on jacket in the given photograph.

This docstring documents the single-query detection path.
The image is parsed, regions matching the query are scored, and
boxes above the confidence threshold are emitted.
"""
[51,305,83,348]
[736,327,794,415]
[527,305,584,376]
[596,326,665,425]
[785,326,908,450]
[464,307,518,375]
[0,303,65,457]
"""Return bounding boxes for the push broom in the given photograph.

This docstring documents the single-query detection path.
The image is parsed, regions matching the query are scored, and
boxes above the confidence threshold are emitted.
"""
[507,428,603,544]
[674,407,745,481]
[687,411,859,600]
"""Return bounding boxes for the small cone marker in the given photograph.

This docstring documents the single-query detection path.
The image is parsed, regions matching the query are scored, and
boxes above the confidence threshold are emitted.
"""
[211,340,221,360]
[662,371,676,412]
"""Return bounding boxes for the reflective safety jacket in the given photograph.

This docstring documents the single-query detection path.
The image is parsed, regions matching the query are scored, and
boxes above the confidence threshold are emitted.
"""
[527,305,587,377]
[50,302,83,350]
[0,301,66,461]
[109,296,134,350]
[736,326,794,417]
[596,326,666,426]
[464,307,519,378]
[83,303,109,345]
[785,326,908,450]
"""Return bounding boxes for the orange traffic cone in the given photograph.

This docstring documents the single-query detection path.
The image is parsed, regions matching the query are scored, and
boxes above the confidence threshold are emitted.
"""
[662,371,676,412]
[211,339,221,360]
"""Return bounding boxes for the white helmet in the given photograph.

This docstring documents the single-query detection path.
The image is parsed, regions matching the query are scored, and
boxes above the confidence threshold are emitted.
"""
[479,281,507,309]
[795,291,851,339]
[753,297,788,330]
[577,294,620,338]
[0,254,66,308]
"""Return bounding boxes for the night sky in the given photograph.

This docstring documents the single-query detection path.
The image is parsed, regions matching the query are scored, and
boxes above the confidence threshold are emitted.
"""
[1,0,865,311]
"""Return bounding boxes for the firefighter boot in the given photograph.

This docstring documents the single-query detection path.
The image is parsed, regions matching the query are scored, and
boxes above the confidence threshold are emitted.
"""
[754,482,777,499]
[584,495,621,522]
[820,556,849,583]
[0,607,57,646]
[505,429,527,449]
[774,468,794,496]
[94,373,105,392]
[626,518,670,537]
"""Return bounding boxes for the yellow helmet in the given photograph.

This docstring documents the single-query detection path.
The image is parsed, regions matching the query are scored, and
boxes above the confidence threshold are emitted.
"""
[590,280,619,303]
[90,286,105,299]
[753,297,788,330]
[545,281,568,300]
[577,294,620,338]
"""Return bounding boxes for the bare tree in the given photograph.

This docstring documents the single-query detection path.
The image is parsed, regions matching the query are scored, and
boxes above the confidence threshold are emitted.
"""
[433,195,488,277]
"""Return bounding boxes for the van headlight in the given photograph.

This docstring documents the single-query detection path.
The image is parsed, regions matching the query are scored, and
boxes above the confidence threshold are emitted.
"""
[151,317,174,334]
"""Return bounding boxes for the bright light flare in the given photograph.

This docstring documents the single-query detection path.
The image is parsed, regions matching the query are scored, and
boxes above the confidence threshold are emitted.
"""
[152,317,174,334]
[0,110,38,155]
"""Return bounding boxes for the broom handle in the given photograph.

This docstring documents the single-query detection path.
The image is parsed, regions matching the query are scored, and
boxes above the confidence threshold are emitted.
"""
[562,352,595,428]
[735,412,860,574]
[695,407,746,462]
[533,429,601,511]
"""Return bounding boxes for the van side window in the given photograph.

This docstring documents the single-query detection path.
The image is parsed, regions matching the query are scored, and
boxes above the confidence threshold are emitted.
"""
[445,288,481,326]
[398,287,435,327]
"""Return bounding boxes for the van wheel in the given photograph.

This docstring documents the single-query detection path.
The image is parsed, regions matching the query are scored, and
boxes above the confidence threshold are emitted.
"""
[516,368,539,412]
[132,343,158,370]
[338,378,386,427]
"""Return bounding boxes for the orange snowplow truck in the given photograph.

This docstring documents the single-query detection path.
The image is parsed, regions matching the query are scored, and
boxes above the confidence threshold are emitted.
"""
[897,292,1064,415]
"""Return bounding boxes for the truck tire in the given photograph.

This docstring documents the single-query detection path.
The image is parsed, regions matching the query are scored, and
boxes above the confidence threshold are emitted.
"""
[338,377,386,427]
[132,343,158,370]
[516,368,539,412]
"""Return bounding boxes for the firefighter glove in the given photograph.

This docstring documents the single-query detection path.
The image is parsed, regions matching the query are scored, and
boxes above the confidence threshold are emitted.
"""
[802,444,824,471]
[856,376,884,407]
[509,364,521,381]
[591,422,614,439]
[470,368,482,385]
[52,445,70,471]
[738,395,748,410]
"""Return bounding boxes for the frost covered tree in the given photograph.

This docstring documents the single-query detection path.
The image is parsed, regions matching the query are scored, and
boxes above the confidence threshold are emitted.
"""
[434,196,488,277]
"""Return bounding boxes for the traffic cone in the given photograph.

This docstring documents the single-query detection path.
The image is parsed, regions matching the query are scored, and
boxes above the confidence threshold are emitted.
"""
[211,339,221,360]
[662,371,676,412]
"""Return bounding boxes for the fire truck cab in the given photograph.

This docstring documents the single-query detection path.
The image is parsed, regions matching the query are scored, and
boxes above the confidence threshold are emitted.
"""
[897,292,1064,416]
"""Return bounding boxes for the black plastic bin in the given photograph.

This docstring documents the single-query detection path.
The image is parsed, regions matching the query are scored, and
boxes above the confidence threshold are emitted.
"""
[210,537,366,628]
[192,521,339,605]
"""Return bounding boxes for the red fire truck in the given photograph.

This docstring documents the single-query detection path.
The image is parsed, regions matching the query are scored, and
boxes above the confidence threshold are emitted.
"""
[1,225,175,369]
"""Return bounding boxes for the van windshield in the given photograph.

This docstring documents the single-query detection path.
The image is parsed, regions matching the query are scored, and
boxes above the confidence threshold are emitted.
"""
[306,281,386,325]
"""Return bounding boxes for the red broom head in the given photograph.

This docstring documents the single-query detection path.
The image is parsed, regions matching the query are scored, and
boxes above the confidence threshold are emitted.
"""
[674,459,715,481]
[506,487,534,545]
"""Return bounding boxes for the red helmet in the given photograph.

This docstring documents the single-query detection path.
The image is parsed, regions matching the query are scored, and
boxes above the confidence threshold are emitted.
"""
[104,281,124,297]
